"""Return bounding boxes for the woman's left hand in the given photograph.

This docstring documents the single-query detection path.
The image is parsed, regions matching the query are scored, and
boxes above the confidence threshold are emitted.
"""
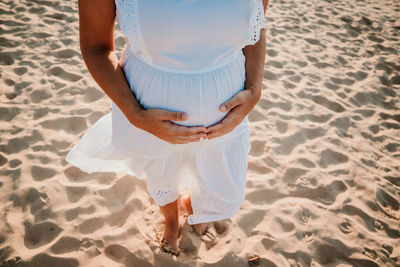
[205,89,260,140]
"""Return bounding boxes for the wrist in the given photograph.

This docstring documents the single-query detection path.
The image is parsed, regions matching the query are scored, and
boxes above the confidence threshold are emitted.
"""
[126,106,147,129]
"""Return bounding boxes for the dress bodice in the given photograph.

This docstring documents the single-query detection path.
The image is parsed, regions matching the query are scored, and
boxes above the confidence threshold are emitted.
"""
[115,0,265,73]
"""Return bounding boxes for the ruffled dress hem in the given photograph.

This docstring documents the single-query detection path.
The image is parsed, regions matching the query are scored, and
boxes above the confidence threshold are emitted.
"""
[65,113,151,180]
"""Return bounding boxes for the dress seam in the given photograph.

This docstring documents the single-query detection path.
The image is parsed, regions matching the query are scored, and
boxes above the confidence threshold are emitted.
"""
[126,48,242,75]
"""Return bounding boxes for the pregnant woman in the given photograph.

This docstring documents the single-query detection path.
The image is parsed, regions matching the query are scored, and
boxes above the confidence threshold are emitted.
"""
[66,0,267,256]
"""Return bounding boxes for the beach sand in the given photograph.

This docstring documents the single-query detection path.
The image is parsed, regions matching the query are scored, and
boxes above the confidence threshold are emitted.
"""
[0,0,399,266]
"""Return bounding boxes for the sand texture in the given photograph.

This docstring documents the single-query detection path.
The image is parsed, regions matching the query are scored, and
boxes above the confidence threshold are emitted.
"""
[1,0,400,266]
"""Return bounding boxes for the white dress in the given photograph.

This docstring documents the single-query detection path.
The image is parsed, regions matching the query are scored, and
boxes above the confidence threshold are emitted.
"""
[66,0,265,225]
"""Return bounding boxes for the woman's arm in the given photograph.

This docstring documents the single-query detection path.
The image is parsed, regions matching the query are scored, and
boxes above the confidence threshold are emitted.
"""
[237,0,269,105]
[78,0,144,127]
[205,0,269,139]
[218,28,266,112]
[78,0,207,144]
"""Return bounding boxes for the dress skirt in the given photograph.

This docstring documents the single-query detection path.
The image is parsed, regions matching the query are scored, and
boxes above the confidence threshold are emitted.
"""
[65,47,251,225]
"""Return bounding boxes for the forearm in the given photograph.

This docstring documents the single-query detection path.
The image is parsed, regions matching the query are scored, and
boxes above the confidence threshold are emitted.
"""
[81,48,145,127]
[242,28,266,105]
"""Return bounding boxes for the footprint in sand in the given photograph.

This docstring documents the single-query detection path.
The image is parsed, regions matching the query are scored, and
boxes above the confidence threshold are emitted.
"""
[200,225,218,249]
[48,66,82,82]
[0,107,19,122]
[31,165,56,181]
[282,167,308,184]
[78,217,104,234]
[318,148,349,168]
[175,217,230,254]
[0,154,8,167]
[105,244,152,266]
[63,166,90,182]
[30,89,52,103]
[54,48,80,59]
[0,52,14,65]
[83,87,105,103]
[40,116,87,134]
[13,66,27,75]
[98,175,137,209]
[24,221,62,249]
[50,236,81,254]
[295,207,312,225]
[339,218,353,234]
[65,204,96,221]
[20,254,79,267]
[65,186,87,203]
[375,187,400,220]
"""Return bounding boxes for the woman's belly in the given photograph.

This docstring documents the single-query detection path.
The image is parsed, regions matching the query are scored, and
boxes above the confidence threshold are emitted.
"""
[122,48,246,128]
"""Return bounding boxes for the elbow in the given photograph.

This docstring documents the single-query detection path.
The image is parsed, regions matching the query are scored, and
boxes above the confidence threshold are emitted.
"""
[80,45,111,57]
[79,39,113,58]
[253,90,262,104]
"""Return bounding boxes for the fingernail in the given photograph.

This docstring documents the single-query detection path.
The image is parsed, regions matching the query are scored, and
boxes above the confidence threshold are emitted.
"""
[220,106,226,112]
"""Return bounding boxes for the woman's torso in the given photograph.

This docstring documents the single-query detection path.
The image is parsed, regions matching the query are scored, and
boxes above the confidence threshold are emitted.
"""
[115,0,264,72]
[111,0,265,156]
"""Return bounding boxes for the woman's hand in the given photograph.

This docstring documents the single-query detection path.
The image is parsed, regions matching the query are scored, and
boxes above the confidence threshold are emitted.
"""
[135,108,208,144]
[204,89,260,140]
[205,17,268,140]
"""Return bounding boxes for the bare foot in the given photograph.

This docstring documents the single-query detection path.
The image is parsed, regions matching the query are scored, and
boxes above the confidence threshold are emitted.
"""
[157,221,181,256]
[178,191,208,236]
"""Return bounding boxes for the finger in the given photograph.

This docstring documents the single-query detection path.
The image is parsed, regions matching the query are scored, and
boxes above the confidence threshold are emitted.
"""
[206,118,237,139]
[175,133,205,143]
[170,124,207,136]
[188,125,207,133]
[219,92,243,112]
[171,125,194,136]
[206,121,225,132]
[206,115,231,132]
[157,122,189,138]
[206,108,241,132]
[172,133,205,143]
[206,130,225,140]
[163,110,187,121]
[171,124,207,133]
[187,132,207,141]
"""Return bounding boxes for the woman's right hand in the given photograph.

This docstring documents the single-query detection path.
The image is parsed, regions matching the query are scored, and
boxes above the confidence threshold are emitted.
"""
[134,108,208,144]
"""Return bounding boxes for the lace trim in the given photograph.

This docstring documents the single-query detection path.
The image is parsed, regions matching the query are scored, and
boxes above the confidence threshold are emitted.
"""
[115,0,151,62]
[146,180,180,206]
[244,0,266,47]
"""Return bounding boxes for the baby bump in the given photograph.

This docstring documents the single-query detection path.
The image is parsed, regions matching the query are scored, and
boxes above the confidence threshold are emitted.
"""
[124,51,247,127]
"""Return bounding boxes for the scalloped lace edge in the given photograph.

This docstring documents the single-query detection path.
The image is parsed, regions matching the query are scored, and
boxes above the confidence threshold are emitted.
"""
[115,0,151,62]
[243,0,266,47]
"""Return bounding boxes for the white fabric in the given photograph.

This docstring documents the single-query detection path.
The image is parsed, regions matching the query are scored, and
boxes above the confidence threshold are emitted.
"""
[115,0,265,70]
[66,0,265,225]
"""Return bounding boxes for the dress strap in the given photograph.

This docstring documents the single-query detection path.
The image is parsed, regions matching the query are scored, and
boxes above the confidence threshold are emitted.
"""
[243,0,266,47]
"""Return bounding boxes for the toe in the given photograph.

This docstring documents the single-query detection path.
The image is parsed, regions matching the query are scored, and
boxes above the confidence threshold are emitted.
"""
[159,237,180,256]
[193,223,208,236]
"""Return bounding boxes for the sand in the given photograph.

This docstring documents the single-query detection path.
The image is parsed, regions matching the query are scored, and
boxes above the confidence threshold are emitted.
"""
[1,0,399,266]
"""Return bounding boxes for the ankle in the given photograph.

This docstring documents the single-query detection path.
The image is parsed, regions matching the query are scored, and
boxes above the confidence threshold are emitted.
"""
[164,219,179,230]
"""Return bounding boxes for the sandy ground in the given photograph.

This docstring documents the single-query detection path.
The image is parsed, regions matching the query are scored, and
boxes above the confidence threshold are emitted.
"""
[1,0,399,266]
